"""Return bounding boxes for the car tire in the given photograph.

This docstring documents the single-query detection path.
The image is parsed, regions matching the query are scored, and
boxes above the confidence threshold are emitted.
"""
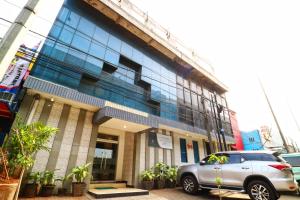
[247,180,278,200]
[181,175,199,194]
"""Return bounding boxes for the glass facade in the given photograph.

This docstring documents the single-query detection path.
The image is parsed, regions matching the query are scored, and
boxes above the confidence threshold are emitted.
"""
[31,1,232,135]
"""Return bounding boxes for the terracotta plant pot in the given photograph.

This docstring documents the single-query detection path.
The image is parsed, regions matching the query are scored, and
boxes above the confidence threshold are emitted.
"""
[165,180,176,188]
[39,185,55,197]
[154,179,165,189]
[22,183,39,198]
[141,180,154,190]
[57,188,67,196]
[0,182,19,200]
[72,182,86,196]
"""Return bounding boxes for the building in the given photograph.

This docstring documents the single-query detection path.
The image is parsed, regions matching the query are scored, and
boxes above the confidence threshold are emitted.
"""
[229,110,244,150]
[12,0,234,189]
[241,130,264,150]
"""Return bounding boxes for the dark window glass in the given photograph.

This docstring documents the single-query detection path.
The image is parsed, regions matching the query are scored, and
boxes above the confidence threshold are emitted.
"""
[180,138,188,163]
[65,11,80,28]
[93,27,109,45]
[51,43,68,61]
[65,49,86,67]
[107,35,121,52]
[84,56,103,75]
[282,156,300,167]
[71,32,91,52]
[193,141,200,163]
[186,108,193,125]
[225,154,241,164]
[77,17,95,36]
[243,153,279,161]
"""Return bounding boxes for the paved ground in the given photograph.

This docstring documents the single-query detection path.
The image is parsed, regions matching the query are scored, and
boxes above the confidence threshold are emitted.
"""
[19,188,299,200]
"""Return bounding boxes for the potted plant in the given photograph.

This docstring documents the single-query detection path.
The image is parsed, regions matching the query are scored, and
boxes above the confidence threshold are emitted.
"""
[39,170,56,197]
[208,154,228,200]
[165,166,178,188]
[0,118,58,200]
[153,162,167,189]
[67,163,91,196]
[140,169,155,190]
[56,175,68,196]
[22,172,41,198]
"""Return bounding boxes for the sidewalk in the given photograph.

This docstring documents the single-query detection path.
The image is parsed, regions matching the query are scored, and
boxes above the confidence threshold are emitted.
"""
[19,188,299,200]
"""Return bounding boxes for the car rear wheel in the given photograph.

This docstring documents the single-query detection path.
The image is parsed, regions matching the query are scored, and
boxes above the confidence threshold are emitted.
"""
[247,180,278,200]
[181,175,198,194]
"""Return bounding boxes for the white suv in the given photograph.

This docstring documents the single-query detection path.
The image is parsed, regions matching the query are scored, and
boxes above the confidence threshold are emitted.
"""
[177,151,298,200]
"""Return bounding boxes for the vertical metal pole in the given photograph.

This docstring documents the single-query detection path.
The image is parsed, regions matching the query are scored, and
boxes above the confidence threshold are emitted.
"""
[258,77,290,153]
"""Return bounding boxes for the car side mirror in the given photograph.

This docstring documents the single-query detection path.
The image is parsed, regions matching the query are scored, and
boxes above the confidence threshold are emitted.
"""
[241,157,246,163]
[200,160,206,165]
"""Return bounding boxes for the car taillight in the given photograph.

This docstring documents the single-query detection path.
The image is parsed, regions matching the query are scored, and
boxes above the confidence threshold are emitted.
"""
[268,163,291,170]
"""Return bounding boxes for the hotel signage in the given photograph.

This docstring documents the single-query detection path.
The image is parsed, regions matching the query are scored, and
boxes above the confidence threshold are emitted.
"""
[149,132,173,149]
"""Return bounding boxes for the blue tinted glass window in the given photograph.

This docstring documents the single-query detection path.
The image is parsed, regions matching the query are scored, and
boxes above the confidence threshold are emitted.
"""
[41,40,55,55]
[77,18,95,36]
[141,67,151,83]
[58,7,69,22]
[93,27,109,45]
[132,49,143,64]
[126,70,135,84]
[49,21,63,38]
[89,41,105,59]
[59,26,75,44]
[107,35,121,52]
[180,138,188,163]
[51,43,68,61]
[193,141,200,163]
[71,32,91,52]
[84,56,103,76]
[65,49,86,67]
[65,11,80,28]
[121,42,133,58]
[104,49,119,65]
[124,97,135,108]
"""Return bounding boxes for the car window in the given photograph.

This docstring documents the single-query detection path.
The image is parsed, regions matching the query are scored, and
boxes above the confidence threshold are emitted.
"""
[282,156,300,167]
[225,154,241,164]
[201,154,221,165]
[243,153,279,161]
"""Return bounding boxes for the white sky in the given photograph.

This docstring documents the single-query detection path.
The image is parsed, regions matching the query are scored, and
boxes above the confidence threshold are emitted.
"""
[130,0,300,147]
[1,0,300,147]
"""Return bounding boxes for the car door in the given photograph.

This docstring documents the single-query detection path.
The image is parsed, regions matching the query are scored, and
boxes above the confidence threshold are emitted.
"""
[221,153,252,187]
[198,154,221,186]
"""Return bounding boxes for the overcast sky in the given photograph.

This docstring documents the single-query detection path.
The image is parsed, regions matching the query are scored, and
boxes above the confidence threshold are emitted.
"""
[1,0,300,147]
[130,0,300,147]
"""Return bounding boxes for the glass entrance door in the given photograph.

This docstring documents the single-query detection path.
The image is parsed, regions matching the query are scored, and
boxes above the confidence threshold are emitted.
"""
[92,133,118,181]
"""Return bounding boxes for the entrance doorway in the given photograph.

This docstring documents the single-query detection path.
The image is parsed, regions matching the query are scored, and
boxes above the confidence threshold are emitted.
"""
[92,133,118,181]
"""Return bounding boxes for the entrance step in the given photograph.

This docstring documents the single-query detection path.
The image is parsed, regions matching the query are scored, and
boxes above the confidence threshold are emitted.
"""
[88,188,149,199]
[89,180,127,189]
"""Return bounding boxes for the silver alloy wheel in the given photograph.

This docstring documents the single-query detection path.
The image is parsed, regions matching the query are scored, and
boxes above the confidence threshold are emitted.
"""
[183,177,195,193]
[250,184,270,200]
